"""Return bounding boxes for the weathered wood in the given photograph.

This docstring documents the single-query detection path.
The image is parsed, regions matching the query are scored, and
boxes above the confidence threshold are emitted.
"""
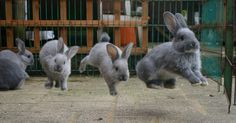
[0,20,147,27]
[5,0,13,48]
[114,0,121,46]
[60,0,67,44]
[0,47,145,54]
[32,0,40,49]
[87,0,93,47]
[141,0,148,51]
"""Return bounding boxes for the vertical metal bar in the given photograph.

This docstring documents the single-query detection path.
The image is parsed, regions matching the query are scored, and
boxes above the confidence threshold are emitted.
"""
[32,0,40,50]
[233,0,236,105]
[5,0,14,48]
[224,0,234,113]
[87,0,93,48]
[114,0,121,47]
[60,0,67,44]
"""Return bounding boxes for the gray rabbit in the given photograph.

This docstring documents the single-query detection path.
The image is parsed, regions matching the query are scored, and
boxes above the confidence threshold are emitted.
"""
[39,37,79,90]
[79,31,133,96]
[136,11,208,89]
[0,38,33,90]
[0,58,28,90]
[0,38,34,70]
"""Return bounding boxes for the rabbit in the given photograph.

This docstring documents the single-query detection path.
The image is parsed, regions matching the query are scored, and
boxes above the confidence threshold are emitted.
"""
[136,11,208,89]
[0,38,34,70]
[0,58,29,90]
[39,37,79,90]
[79,31,133,96]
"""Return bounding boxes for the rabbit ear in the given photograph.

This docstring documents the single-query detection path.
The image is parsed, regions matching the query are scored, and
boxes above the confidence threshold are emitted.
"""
[15,38,25,54]
[65,46,79,59]
[122,42,133,59]
[163,11,180,35]
[107,44,119,62]
[175,13,188,28]
[57,37,64,54]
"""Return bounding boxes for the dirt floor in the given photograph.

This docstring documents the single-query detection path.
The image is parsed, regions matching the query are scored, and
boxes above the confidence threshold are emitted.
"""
[0,76,236,123]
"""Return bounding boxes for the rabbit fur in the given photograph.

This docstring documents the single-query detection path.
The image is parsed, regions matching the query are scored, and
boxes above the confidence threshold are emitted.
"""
[79,31,133,96]
[39,37,79,90]
[136,11,208,89]
[0,38,34,70]
[0,38,32,90]
[0,58,28,90]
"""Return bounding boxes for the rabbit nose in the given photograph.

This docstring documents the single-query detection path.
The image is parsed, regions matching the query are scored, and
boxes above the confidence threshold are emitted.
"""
[190,42,196,48]
[55,65,62,72]
[119,75,127,81]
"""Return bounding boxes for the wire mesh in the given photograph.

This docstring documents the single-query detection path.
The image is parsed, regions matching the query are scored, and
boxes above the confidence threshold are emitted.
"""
[0,0,226,80]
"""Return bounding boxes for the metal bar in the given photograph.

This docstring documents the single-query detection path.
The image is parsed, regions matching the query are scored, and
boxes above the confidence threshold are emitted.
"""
[233,0,236,106]
[5,0,13,48]
[224,0,234,114]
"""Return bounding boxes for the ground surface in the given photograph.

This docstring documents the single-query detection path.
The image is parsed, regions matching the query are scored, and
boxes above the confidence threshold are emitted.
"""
[0,76,236,123]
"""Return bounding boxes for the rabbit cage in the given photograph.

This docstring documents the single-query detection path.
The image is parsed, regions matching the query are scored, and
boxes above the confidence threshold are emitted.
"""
[0,0,235,111]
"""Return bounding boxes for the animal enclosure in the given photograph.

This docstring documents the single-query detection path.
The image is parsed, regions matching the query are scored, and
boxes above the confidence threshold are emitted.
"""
[0,0,235,112]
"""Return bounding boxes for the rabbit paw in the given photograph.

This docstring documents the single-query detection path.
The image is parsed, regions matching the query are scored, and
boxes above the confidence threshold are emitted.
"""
[45,82,53,89]
[109,91,117,96]
[200,77,208,86]
[55,81,60,88]
[191,81,202,86]
[147,83,163,89]
[61,82,68,91]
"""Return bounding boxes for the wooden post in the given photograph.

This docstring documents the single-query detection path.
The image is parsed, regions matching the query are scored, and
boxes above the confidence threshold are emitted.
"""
[5,0,14,48]
[32,0,40,49]
[114,0,121,46]
[87,0,93,48]
[60,0,67,44]
[142,0,148,52]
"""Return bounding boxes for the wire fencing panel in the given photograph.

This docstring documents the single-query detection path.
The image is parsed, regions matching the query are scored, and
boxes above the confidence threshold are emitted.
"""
[0,0,225,82]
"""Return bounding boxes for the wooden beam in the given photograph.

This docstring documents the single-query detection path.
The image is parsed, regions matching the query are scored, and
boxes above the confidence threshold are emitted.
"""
[0,47,146,55]
[87,0,93,48]
[141,0,148,51]
[5,0,14,48]
[114,0,121,46]
[0,20,147,27]
[60,0,67,44]
[32,0,40,49]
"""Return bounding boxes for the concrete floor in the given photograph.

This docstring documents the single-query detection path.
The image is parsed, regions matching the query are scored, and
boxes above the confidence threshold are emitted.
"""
[0,76,236,123]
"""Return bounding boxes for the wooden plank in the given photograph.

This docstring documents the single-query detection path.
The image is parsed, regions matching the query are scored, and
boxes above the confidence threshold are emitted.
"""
[0,47,145,55]
[32,0,40,49]
[5,0,13,48]
[114,0,121,46]
[0,20,147,27]
[141,0,148,51]
[5,0,12,20]
[87,0,93,47]
[60,0,67,44]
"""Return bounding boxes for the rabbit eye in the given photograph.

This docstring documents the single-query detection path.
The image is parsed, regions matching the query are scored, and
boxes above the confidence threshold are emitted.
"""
[179,35,184,41]
[64,61,66,64]
[54,59,57,63]
[27,55,31,58]
[115,67,119,71]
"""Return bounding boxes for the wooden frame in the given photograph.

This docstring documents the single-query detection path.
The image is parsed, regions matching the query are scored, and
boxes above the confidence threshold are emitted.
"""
[0,0,149,54]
